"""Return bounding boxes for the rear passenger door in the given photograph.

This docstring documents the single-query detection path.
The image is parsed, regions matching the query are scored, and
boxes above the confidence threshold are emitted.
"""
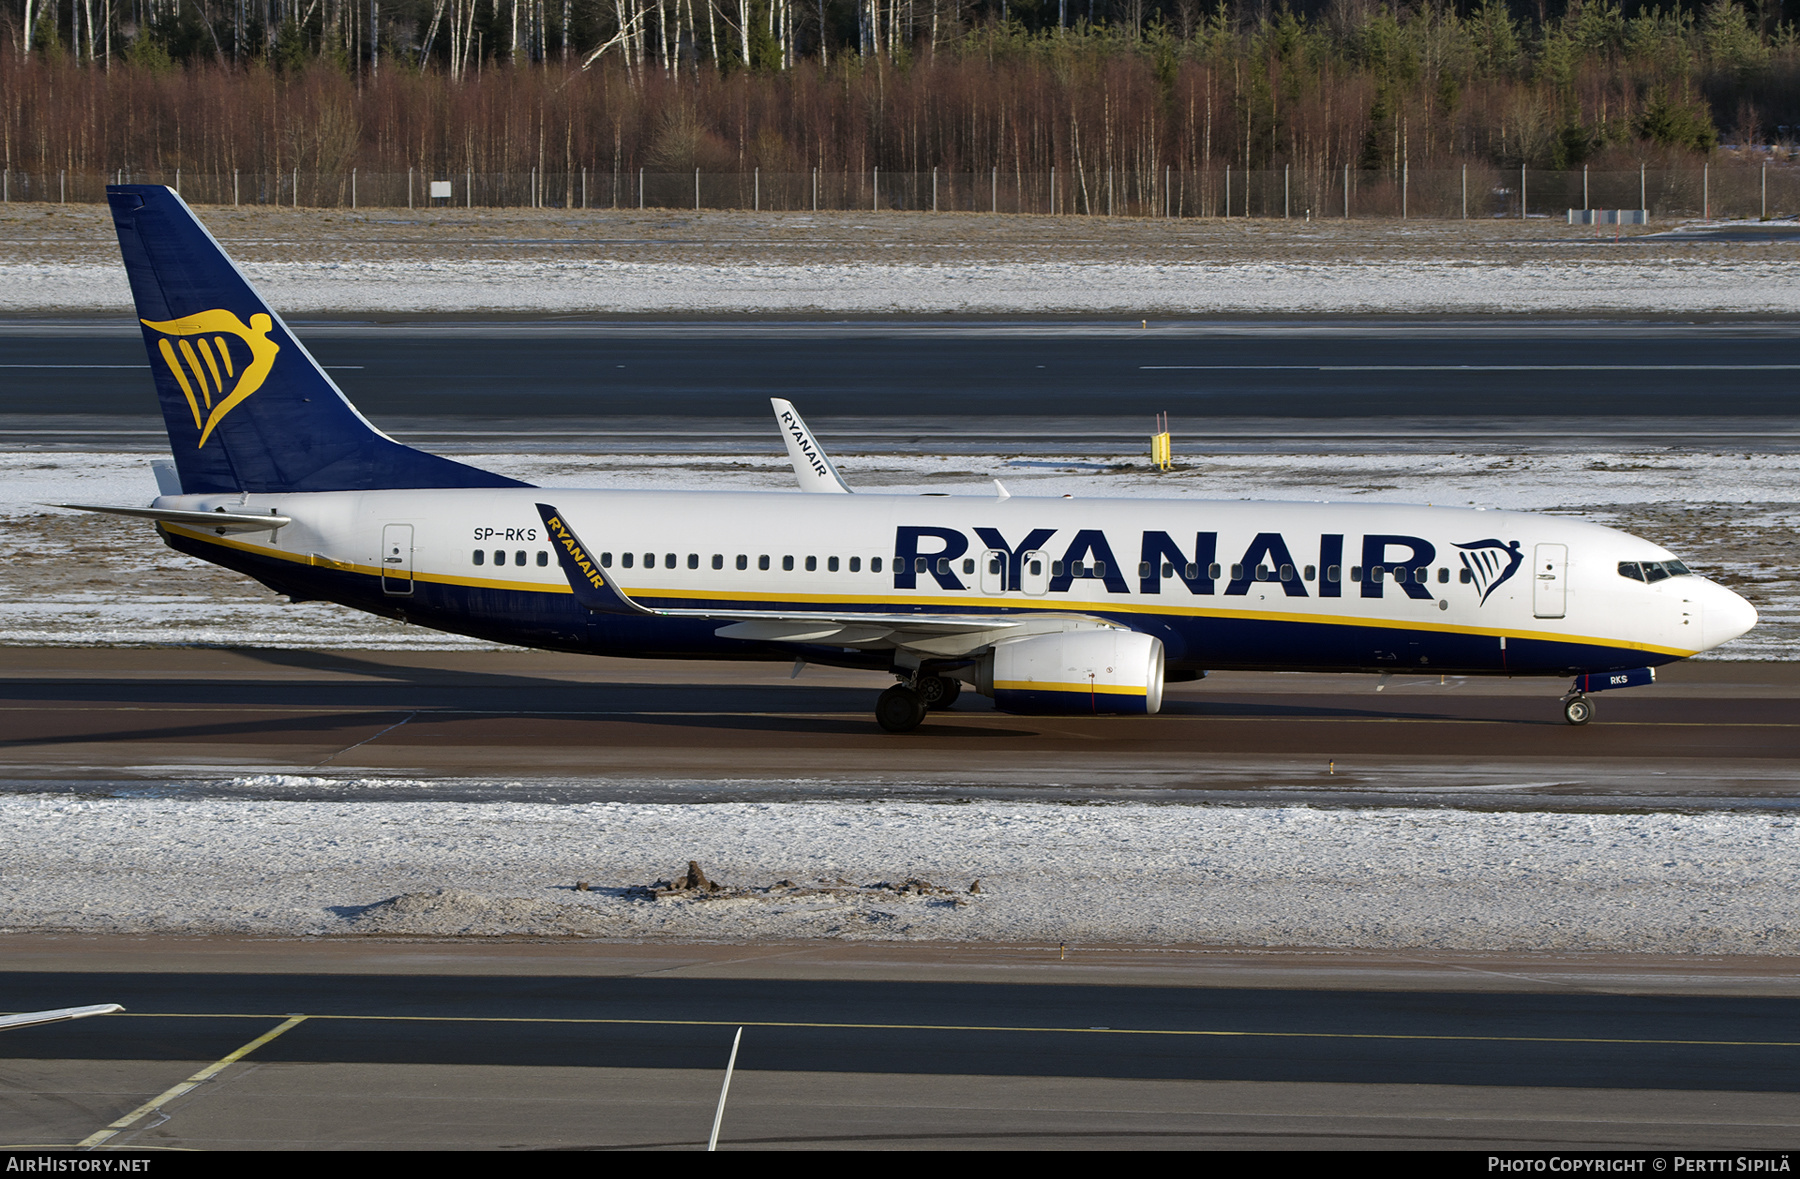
[381,524,414,596]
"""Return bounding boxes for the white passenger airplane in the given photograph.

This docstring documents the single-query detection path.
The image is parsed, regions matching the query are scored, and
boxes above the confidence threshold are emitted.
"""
[63,185,1756,732]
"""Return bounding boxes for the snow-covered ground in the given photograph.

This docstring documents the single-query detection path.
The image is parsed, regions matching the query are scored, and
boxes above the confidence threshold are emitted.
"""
[1,793,1794,951]
[5,447,1795,657]
[9,257,1800,315]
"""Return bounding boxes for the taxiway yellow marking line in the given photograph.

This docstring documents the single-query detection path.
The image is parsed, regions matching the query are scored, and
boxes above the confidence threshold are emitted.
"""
[74,1015,306,1150]
[97,1012,1800,1050]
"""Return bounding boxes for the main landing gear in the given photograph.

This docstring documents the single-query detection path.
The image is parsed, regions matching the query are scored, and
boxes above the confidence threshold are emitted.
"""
[1561,693,1594,726]
[916,674,961,710]
[875,673,961,733]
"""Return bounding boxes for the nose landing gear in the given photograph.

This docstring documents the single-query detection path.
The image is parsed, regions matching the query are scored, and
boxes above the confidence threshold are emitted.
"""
[1561,693,1594,726]
[1558,667,1656,726]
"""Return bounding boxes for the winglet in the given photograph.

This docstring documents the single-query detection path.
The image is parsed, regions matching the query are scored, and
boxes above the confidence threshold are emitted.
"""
[536,503,651,615]
[771,398,852,493]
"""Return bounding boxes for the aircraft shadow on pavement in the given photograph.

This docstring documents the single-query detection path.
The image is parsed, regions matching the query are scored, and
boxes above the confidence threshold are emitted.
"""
[234,646,622,689]
[0,674,1541,725]
[0,702,1042,746]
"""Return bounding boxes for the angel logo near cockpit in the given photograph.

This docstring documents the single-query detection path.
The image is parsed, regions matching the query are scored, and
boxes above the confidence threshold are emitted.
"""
[1457,539,1526,606]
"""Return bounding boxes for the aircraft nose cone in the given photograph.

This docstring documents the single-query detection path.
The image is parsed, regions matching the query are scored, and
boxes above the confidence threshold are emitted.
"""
[1701,581,1758,651]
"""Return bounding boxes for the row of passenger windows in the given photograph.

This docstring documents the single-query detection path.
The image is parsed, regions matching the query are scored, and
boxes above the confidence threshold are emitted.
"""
[473,546,1475,588]
[472,549,550,567]
[1143,562,1468,585]
[602,552,885,572]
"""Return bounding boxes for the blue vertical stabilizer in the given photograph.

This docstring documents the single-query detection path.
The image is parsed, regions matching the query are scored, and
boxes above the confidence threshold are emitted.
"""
[107,185,528,494]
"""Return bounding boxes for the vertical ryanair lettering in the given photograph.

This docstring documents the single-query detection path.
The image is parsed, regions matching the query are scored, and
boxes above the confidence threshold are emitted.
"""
[778,410,830,478]
[545,514,606,589]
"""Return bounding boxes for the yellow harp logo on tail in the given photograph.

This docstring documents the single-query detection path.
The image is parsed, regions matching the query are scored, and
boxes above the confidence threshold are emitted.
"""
[140,311,280,448]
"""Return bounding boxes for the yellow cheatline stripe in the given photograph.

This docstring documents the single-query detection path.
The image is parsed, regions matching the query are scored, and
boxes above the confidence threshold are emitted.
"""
[91,1011,1800,1050]
[160,525,555,594]
[156,527,1695,660]
[74,1015,306,1149]
[994,679,1144,696]
[157,339,203,429]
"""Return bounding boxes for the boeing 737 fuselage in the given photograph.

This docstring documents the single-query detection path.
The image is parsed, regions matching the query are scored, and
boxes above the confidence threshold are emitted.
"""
[68,186,1758,732]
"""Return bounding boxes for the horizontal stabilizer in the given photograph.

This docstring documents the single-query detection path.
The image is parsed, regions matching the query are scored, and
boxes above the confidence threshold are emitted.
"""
[0,1003,124,1031]
[53,503,291,534]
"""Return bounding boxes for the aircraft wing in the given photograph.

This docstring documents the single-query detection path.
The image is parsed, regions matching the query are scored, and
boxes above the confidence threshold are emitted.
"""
[771,398,853,493]
[537,503,1117,657]
[52,503,291,533]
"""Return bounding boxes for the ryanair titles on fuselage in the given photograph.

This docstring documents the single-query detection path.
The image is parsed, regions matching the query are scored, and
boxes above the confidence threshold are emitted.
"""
[889,524,1520,603]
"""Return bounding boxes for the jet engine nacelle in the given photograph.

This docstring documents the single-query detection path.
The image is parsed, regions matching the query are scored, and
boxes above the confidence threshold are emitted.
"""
[978,629,1165,715]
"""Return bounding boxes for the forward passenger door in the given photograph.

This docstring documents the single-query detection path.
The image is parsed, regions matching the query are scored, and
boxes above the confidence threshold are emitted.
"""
[1533,543,1566,619]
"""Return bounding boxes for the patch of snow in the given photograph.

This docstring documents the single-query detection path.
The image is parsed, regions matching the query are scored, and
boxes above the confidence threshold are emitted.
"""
[11,258,1800,315]
[2,795,1795,951]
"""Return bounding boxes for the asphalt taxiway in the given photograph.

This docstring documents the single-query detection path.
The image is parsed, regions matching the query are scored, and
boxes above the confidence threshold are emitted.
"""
[1,648,1795,808]
[5,939,1800,1150]
[8,318,1800,454]
[3,648,1795,1152]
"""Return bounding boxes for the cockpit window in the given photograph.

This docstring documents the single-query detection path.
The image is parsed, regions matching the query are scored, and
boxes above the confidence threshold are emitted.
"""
[1619,560,1692,584]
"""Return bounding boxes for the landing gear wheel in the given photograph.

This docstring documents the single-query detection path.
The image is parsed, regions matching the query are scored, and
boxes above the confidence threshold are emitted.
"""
[916,674,962,710]
[1563,695,1594,726]
[876,685,928,733]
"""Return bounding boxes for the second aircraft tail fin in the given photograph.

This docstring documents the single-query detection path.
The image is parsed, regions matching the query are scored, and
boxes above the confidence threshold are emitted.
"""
[771,398,853,493]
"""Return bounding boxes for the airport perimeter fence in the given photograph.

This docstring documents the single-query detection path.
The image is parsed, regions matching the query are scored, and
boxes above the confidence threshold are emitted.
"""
[9,163,1800,220]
